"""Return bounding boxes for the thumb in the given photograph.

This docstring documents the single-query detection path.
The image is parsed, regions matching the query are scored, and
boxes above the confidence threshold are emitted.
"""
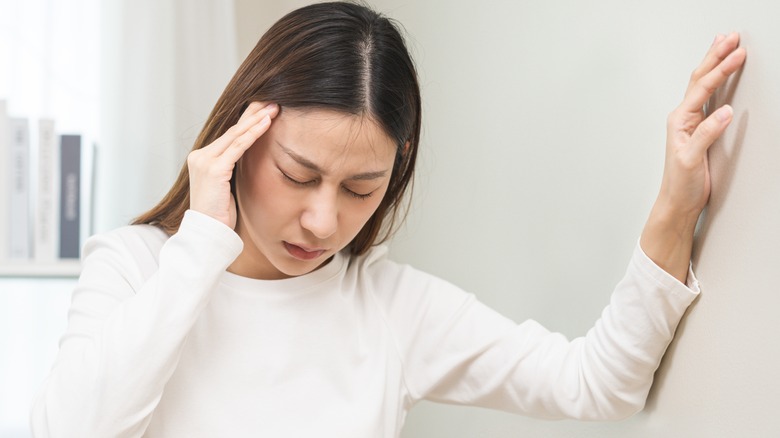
[689,104,733,157]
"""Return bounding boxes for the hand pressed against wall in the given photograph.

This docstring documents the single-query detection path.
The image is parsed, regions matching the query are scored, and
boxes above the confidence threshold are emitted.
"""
[641,32,746,282]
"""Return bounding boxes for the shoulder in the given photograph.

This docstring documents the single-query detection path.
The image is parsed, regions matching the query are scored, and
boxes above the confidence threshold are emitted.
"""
[85,223,168,258]
[82,223,169,284]
[347,245,472,310]
[347,245,421,287]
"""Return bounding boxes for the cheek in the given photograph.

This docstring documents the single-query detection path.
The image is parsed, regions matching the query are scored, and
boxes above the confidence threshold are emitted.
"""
[347,187,389,228]
[246,173,282,211]
[237,158,281,218]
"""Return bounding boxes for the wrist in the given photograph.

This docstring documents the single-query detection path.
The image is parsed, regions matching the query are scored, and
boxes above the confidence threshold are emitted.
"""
[646,198,701,239]
[640,199,702,283]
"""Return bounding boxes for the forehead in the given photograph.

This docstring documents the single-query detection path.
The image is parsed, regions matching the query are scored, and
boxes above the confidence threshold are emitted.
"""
[270,108,397,167]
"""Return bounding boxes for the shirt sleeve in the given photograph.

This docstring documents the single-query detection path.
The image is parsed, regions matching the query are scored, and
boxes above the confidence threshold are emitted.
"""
[30,211,243,438]
[370,242,699,421]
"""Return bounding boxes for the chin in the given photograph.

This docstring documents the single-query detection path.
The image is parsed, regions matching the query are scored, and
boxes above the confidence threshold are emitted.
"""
[271,254,328,278]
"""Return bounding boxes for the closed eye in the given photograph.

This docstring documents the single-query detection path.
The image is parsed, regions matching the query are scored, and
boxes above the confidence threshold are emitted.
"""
[344,188,373,200]
[280,169,315,187]
[280,167,374,200]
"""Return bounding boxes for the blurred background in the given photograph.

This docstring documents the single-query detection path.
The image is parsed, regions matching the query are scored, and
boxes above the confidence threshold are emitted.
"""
[2,0,778,437]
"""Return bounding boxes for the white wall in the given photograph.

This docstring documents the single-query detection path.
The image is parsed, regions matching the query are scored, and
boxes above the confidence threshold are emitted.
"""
[0,280,74,436]
[234,1,777,436]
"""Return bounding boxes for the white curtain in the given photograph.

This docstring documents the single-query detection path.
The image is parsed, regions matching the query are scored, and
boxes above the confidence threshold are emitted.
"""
[96,0,239,233]
[0,0,100,136]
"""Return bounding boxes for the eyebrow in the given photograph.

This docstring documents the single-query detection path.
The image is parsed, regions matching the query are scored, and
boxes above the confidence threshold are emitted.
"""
[276,141,389,181]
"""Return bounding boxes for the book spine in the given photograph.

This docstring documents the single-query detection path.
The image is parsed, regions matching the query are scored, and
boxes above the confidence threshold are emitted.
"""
[0,101,8,262]
[59,134,81,259]
[35,119,59,262]
[9,118,31,260]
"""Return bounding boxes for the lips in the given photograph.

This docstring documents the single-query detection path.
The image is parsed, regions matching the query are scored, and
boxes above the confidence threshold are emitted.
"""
[283,241,326,261]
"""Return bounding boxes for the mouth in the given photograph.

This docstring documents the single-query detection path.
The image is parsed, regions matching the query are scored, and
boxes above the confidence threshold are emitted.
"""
[283,241,326,261]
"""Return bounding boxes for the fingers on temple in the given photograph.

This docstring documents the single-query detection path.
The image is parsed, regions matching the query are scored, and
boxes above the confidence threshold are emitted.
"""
[681,44,746,114]
[221,114,273,164]
[210,103,279,155]
[236,101,264,124]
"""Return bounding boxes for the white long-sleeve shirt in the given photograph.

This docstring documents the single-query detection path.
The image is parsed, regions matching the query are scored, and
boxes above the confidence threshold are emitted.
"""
[30,210,699,437]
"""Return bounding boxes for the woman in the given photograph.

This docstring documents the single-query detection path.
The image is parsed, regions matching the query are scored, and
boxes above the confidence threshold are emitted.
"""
[31,2,746,437]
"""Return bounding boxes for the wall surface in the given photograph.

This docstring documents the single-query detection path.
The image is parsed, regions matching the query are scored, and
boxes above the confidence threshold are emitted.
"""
[0,280,74,436]
[239,0,780,436]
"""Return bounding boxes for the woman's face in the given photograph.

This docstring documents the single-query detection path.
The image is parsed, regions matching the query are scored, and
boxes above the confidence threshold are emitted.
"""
[231,108,397,280]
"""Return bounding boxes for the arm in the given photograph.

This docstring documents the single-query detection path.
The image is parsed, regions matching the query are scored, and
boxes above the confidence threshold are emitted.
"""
[641,33,746,282]
[30,102,279,437]
[376,35,745,420]
[372,246,697,421]
[30,212,242,437]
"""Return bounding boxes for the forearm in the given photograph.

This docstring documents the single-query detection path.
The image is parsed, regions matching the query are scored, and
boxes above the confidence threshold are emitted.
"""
[639,200,700,284]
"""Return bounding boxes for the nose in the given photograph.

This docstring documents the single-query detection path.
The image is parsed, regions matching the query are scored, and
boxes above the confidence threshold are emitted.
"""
[300,188,338,240]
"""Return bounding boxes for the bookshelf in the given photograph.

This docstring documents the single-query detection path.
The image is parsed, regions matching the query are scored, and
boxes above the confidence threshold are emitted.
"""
[1,100,92,279]
[0,261,81,278]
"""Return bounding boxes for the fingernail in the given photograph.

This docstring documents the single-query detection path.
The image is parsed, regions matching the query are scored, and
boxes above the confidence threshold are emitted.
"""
[715,105,732,122]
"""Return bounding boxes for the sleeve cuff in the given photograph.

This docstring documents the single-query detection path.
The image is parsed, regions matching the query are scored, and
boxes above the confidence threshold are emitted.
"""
[177,209,244,261]
[634,239,701,297]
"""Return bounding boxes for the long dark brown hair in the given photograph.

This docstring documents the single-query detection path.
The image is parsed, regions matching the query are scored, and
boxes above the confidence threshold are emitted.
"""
[133,2,421,255]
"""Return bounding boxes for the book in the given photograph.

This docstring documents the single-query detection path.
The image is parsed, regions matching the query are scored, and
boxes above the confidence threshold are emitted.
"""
[9,117,31,260]
[0,101,8,261]
[83,142,97,247]
[59,134,81,259]
[35,119,59,262]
